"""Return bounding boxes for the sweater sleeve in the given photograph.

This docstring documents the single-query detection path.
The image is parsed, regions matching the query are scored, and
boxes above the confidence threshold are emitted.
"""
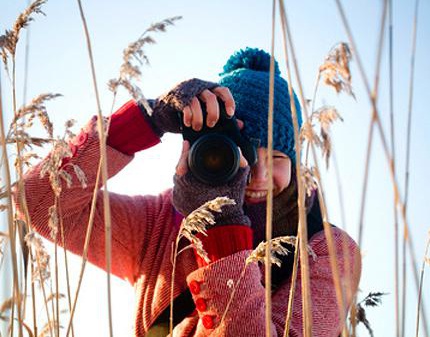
[107,100,160,155]
[194,226,253,267]
[181,227,361,336]
[14,100,165,283]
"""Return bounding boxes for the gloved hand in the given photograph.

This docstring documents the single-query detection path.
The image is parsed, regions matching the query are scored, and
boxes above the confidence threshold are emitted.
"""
[139,78,235,136]
[172,141,251,227]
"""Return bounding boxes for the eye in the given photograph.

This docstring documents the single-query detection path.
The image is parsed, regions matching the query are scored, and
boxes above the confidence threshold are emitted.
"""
[273,154,288,160]
[272,150,287,159]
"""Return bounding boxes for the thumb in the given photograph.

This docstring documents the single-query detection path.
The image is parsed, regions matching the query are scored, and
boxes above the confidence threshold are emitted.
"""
[175,140,190,176]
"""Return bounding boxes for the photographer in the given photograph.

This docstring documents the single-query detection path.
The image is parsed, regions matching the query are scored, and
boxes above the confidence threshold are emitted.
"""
[16,48,361,336]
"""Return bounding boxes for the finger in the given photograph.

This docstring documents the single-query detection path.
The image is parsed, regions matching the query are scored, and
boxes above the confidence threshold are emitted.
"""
[212,86,235,117]
[236,118,244,130]
[190,97,204,131]
[183,106,193,127]
[176,140,190,176]
[238,147,248,168]
[199,89,219,128]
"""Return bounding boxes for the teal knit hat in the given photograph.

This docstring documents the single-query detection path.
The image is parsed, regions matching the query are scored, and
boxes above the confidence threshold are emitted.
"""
[218,47,302,164]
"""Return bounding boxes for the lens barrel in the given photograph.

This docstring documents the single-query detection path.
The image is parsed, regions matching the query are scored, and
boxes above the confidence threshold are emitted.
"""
[188,133,240,185]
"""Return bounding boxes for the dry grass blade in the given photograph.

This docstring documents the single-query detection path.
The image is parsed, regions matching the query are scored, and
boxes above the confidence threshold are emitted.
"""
[38,118,86,200]
[39,139,72,196]
[147,16,182,33]
[319,42,355,98]
[108,16,182,112]
[48,205,59,239]
[0,186,9,199]
[0,230,9,251]
[37,320,60,337]
[355,305,374,337]
[24,231,51,285]
[0,231,7,263]
[178,196,235,263]
[170,196,235,335]
[300,120,322,147]
[0,294,24,314]
[312,106,343,167]
[46,293,65,303]
[353,292,386,337]
[16,151,41,168]
[6,136,52,148]
[300,165,318,197]
[0,0,47,73]
[361,292,387,307]
[312,106,343,132]
[13,93,61,137]
[246,236,297,267]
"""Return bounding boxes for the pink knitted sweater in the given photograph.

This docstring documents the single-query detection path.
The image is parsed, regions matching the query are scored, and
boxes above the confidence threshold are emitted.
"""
[17,101,361,336]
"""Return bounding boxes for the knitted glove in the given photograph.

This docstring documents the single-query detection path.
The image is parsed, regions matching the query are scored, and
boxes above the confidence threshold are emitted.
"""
[173,167,251,227]
[140,78,219,136]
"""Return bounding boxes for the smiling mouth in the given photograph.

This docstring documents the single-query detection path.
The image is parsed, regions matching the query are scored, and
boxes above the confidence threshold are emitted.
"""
[245,190,268,200]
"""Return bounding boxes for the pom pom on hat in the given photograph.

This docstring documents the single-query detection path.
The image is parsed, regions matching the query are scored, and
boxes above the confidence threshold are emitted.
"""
[219,47,302,163]
[220,47,281,76]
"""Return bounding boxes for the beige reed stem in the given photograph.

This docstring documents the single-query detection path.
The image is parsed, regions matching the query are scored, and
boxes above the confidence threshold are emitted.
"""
[334,1,429,335]
[0,67,24,337]
[264,1,276,335]
[75,1,114,336]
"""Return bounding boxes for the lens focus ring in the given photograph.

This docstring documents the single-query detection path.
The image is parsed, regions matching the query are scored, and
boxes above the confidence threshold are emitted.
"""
[188,134,240,186]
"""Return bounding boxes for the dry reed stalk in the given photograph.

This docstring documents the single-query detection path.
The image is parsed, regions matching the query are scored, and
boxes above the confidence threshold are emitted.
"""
[74,1,114,336]
[279,2,341,335]
[311,1,388,332]
[19,115,79,337]
[282,235,300,337]
[281,0,360,333]
[63,16,182,328]
[304,72,322,167]
[19,2,32,326]
[0,58,24,337]
[334,1,429,335]
[170,197,235,335]
[1,4,47,336]
[416,233,430,337]
[57,200,75,337]
[53,202,60,337]
[24,231,55,337]
[331,148,357,337]
[219,236,298,331]
[403,1,420,335]
[2,2,53,335]
[350,2,389,334]
[65,162,103,337]
[386,1,400,335]
[263,1,277,335]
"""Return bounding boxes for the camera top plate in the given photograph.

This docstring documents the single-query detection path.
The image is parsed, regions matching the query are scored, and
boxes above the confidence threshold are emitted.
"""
[180,98,257,167]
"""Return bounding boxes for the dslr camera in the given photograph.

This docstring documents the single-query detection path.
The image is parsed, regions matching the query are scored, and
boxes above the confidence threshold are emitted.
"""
[181,99,257,186]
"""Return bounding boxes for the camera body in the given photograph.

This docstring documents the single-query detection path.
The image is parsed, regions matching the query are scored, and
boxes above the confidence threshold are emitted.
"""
[181,99,257,185]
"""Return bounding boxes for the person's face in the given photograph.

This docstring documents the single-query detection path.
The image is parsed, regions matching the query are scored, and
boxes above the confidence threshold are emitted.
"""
[244,147,292,204]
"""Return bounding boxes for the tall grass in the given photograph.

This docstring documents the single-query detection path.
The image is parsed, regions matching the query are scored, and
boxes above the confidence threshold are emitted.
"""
[0,1,428,337]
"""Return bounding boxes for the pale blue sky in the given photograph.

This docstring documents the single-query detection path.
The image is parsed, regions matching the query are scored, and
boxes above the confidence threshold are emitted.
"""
[1,0,429,336]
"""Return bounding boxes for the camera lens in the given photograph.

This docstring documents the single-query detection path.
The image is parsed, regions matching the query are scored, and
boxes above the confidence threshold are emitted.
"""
[188,133,240,185]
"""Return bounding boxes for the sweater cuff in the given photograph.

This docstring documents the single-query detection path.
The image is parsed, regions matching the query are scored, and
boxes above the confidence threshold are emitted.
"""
[194,225,253,267]
[107,100,160,155]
